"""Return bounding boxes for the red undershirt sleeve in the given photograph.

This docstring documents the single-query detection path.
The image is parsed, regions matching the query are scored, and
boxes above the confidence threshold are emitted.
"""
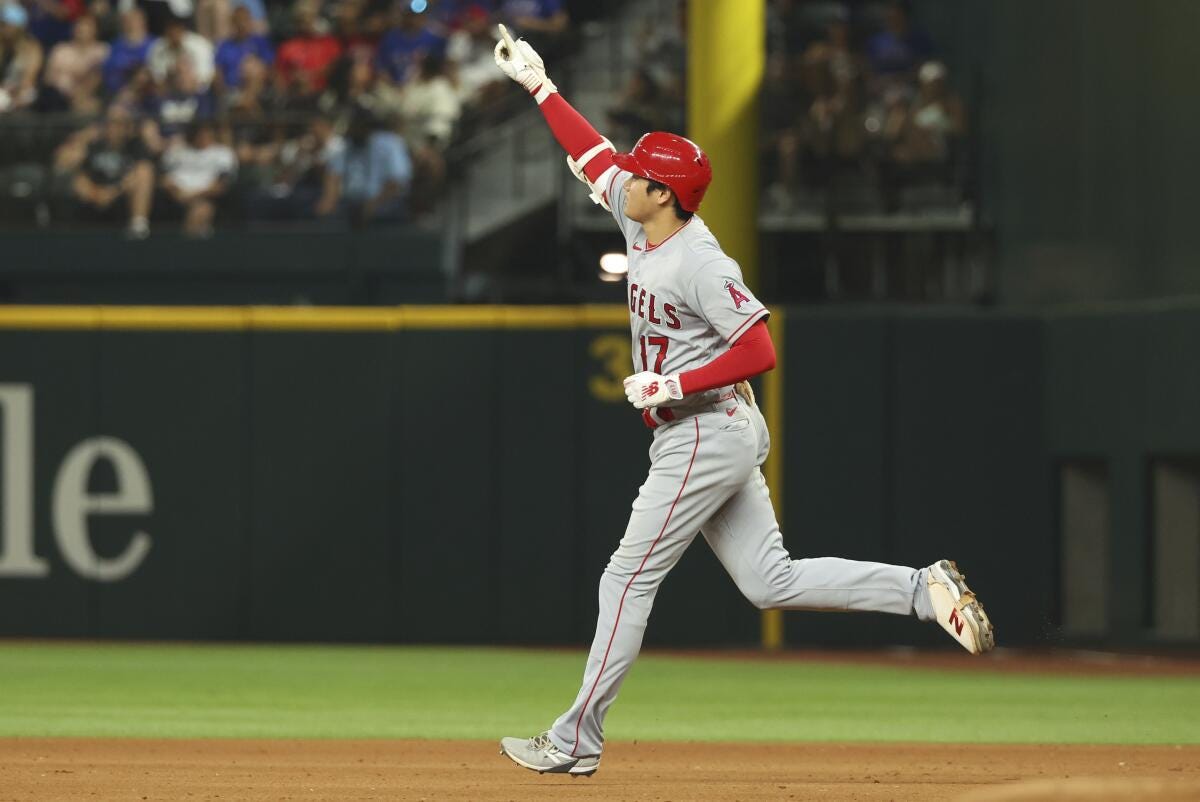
[677,320,777,395]
[537,93,616,184]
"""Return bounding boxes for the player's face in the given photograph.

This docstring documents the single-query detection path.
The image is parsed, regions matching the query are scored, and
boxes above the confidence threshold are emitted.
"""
[622,175,645,221]
[623,175,664,223]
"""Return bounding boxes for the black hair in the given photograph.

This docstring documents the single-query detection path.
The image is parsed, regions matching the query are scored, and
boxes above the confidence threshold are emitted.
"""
[186,120,214,145]
[644,178,693,221]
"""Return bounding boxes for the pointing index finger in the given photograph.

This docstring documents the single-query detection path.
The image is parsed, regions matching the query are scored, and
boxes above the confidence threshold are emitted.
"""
[498,23,517,52]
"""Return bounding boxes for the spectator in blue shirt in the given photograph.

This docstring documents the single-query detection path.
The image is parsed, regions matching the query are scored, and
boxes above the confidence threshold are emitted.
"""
[498,0,566,57]
[865,2,933,82]
[214,5,273,89]
[377,9,444,85]
[499,0,566,37]
[103,7,155,96]
[25,0,79,50]
[146,62,215,140]
[317,108,412,225]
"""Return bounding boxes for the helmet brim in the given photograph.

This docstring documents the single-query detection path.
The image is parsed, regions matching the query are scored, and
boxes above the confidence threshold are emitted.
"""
[611,152,644,177]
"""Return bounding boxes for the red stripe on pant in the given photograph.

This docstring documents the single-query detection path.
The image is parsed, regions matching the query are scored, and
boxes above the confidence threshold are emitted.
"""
[571,416,701,755]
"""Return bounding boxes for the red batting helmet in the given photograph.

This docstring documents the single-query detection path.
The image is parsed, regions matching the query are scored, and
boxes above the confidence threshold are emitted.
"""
[611,132,712,212]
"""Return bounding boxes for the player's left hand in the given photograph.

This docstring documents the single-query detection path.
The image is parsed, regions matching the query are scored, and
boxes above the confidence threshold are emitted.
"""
[623,371,683,409]
[494,23,557,98]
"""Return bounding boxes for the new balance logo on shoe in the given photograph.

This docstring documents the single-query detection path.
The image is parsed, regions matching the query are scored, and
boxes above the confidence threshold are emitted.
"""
[927,559,994,655]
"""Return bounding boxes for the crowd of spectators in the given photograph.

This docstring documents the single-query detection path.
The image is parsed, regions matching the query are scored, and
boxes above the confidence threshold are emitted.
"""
[605,0,966,216]
[762,0,967,213]
[0,0,969,237]
[0,0,570,236]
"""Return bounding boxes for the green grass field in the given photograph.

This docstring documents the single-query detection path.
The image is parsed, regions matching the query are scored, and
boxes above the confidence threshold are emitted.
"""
[1,643,1197,744]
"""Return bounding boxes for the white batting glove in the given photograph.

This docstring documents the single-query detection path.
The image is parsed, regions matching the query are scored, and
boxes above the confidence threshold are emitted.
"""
[623,372,683,409]
[494,23,557,103]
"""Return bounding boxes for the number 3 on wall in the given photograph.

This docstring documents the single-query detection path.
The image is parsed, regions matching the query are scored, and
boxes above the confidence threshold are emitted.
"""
[589,334,672,403]
[588,334,630,402]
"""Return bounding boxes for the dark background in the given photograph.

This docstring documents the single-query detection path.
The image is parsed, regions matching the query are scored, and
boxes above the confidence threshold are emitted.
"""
[3,304,1195,649]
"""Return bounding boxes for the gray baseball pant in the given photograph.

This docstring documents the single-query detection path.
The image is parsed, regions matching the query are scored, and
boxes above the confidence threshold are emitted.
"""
[548,398,927,757]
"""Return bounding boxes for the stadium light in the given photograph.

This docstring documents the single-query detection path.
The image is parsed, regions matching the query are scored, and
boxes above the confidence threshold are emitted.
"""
[599,252,628,276]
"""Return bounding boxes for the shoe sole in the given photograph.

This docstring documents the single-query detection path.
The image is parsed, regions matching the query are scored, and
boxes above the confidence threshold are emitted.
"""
[499,744,599,776]
[933,560,995,654]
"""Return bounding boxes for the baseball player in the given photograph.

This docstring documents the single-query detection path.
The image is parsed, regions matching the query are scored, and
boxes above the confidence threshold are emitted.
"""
[493,25,994,777]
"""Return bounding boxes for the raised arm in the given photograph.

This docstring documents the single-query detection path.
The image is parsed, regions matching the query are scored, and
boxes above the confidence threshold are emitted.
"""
[493,24,617,208]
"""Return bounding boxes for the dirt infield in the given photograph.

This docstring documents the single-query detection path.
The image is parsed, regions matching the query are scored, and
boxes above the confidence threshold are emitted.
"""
[2,739,1198,802]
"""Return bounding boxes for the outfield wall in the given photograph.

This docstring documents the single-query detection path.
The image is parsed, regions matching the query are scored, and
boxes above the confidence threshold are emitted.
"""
[0,304,1195,648]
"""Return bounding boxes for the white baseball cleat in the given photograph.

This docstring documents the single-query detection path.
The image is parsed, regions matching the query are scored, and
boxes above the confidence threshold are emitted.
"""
[927,560,994,654]
[499,731,600,776]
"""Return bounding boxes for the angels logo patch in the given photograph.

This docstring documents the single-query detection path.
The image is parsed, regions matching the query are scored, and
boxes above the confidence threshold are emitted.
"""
[724,280,752,310]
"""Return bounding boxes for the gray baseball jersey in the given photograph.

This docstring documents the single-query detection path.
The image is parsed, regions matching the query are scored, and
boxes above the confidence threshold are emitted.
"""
[612,170,769,411]
[546,166,930,759]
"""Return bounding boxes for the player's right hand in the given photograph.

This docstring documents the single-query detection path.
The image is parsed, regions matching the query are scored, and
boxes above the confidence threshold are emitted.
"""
[623,371,684,409]
[493,23,557,100]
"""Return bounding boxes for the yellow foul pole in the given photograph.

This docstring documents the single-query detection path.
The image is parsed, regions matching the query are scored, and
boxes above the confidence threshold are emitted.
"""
[761,310,785,650]
[688,0,778,649]
[687,0,764,289]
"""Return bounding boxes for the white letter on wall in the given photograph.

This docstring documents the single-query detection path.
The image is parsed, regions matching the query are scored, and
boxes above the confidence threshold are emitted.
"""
[52,437,153,582]
[0,384,47,577]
